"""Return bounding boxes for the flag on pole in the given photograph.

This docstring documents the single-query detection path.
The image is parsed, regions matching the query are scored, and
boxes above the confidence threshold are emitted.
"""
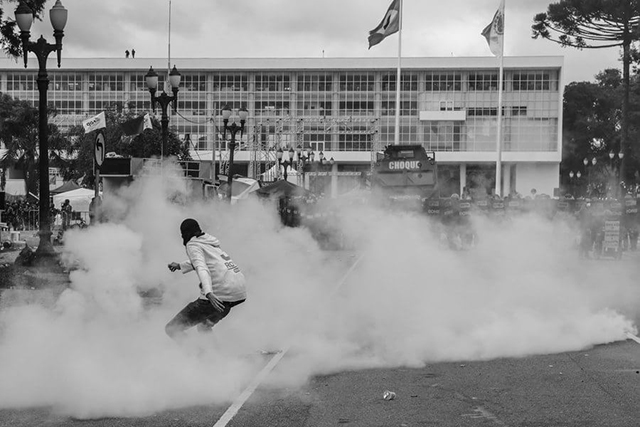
[368,0,400,49]
[120,114,153,136]
[481,0,505,57]
[82,111,106,134]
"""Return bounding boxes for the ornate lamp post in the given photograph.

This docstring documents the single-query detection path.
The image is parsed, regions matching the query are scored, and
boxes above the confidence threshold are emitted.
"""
[296,144,311,187]
[145,65,181,158]
[584,157,597,197]
[569,170,582,197]
[15,0,67,260]
[221,105,248,200]
[276,146,296,181]
[609,150,624,197]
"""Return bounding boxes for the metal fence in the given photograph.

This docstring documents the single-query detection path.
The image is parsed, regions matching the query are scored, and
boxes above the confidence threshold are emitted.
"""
[0,209,90,231]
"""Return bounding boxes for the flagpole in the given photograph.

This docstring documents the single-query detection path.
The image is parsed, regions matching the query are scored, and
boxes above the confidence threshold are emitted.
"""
[164,0,172,162]
[394,0,403,146]
[494,1,505,198]
[495,56,504,197]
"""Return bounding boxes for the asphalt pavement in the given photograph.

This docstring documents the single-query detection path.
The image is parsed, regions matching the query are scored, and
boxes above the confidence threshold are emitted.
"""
[1,235,640,426]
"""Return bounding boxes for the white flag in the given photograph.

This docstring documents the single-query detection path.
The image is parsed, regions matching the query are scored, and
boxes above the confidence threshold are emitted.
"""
[143,113,153,131]
[481,0,505,57]
[82,111,106,134]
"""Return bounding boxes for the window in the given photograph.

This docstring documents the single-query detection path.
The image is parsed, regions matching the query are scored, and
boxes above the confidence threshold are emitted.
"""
[51,73,82,91]
[338,133,373,151]
[182,74,207,92]
[255,101,290,116]
[424,121,462,151]
[213,75,248,91]
[52,100,83,113]
[381,73,418,91]
[468,73,498,91]
[255,74,291,92]
[339,100,374,115]
[425,73,462,91]
[512,106,527,116]
[467,107,497,117]
[88,74,124,91]
[512,72,553,91]
[6,73,36,91]
[381,100,418,116]
[300,101,331,116]
[303,133,331,152]
[297,75,332,91]
[339,74,374,91]
[177,100,207,115]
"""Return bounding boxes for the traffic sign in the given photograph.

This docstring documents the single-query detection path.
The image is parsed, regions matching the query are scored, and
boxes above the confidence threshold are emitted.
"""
[95,131,105,167]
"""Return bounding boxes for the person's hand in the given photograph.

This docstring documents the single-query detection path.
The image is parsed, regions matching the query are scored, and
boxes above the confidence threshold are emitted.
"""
[168,262,180,272]
[206,292,225,312]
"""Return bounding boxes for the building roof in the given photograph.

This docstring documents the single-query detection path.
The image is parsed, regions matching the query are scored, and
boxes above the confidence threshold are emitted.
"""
[0,56,564,72]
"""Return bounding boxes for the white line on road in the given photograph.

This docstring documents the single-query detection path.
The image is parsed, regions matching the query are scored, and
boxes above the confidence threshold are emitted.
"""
[212,253,365,427]
[626,331,640,345]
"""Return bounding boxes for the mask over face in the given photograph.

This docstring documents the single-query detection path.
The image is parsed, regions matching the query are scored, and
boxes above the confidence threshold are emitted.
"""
[180,218,204,246]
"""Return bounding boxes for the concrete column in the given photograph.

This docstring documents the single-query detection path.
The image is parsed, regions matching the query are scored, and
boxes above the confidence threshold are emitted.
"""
[331,163,338,198]
[460,163,467,195]
[503,163,511,197]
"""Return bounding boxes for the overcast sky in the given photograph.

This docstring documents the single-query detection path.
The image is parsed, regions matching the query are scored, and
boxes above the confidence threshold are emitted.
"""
[27,0,621,84]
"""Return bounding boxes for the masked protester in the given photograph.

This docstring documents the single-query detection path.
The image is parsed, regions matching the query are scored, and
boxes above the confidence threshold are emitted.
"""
[166,218,246,342]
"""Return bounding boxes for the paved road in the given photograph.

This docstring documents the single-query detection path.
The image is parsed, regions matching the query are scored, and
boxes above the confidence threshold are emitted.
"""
[2,241,640,426]
[1,338,640,426]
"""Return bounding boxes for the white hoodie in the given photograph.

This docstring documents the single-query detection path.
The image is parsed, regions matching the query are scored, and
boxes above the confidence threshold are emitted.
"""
[179,233,247,302]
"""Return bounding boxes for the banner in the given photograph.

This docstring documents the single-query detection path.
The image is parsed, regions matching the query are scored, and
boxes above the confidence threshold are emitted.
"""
[82,111,106,134]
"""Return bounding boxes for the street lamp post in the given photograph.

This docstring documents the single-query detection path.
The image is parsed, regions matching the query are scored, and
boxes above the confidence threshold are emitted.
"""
[221,105,248,200]
[609,150,625,197]
[276,146,296,181]
[145,65,181,158]
[15,0,67,260]
[569,170,582,197]
[584,157,597,197]
[296,144,310,187]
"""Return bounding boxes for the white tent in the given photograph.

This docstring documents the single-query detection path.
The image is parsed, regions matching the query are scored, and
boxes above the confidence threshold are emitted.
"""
[53,188,99,212]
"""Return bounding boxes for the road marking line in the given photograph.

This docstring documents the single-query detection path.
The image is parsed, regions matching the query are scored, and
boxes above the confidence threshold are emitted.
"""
[212,253,365,427]
[212,347,290,427]
[626,331,640,345]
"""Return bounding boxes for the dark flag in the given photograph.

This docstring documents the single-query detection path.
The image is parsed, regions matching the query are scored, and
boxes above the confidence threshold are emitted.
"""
[120,114,152,136]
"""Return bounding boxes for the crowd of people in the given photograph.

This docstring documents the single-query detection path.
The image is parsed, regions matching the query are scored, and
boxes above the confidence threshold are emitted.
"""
[0,199,39,231]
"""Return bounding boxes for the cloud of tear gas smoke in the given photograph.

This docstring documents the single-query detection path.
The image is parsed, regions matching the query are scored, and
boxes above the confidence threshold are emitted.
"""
[1,167,639,418]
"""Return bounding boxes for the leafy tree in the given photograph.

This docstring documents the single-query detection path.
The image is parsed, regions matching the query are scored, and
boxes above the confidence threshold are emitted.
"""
[532,0,640,183]
[0,92,68,194]
[0,0,48,58]
[61,109,191,188]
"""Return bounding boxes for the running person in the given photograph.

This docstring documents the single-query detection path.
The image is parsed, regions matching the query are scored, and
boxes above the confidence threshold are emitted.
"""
[166,218,246,342]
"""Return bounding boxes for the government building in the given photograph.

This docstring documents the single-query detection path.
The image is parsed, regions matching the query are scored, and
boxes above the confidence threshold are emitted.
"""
[0,56,563,198]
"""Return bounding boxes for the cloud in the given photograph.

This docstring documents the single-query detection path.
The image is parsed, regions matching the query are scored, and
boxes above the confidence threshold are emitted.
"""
[29,0,621,83]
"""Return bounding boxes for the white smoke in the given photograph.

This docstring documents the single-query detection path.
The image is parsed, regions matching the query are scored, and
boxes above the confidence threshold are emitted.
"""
[0,167,638,418]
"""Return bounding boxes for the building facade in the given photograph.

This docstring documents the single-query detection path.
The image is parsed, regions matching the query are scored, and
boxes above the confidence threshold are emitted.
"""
[0,56,563,197]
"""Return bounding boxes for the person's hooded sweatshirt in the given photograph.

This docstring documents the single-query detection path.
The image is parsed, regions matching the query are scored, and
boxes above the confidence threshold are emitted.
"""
[179,233,247,302]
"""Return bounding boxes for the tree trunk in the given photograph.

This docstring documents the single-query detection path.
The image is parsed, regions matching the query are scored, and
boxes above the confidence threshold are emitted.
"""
[621,35,631,191]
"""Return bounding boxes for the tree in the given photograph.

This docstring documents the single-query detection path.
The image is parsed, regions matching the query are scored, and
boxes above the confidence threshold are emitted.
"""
[532,0,640,184]
[0,92,68,195]
[0,0,48,58]
[562,70,625,195]
[61,109,191,188]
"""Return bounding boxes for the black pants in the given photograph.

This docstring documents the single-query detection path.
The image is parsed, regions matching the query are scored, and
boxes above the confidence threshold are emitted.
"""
[165,298,245,340]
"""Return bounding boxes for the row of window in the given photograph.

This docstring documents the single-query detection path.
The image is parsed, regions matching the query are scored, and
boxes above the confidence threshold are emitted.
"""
[47,99,545,119]
[3,71,559,93]
[186,118,558,153]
